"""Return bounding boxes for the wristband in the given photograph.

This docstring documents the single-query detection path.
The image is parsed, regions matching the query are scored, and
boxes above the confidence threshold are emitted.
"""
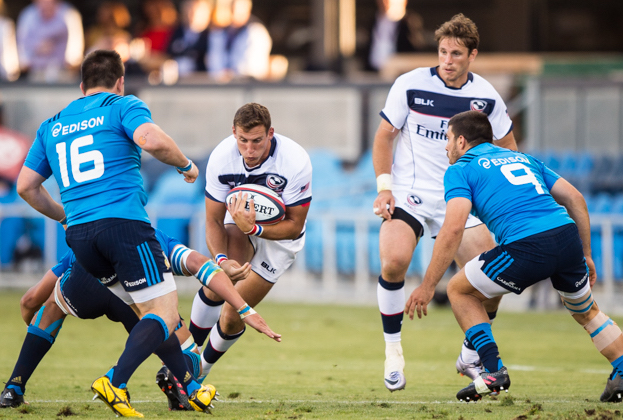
[243,224,263,237]
[59,216,67,225]
[237,303,257,320]
[176,158,193,173]
[215,253,228,266]
[376,174,392,193]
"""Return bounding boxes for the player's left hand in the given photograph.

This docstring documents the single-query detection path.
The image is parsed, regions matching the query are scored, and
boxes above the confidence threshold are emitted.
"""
[586,255,597,287]
[180,162,199,183]
[242,312,282,342]
[405,283,435,320]
[228,192,256,232]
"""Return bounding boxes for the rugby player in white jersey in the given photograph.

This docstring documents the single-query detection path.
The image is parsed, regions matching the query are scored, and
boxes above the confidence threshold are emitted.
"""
[372,13,518,391]
[190,103,312,378]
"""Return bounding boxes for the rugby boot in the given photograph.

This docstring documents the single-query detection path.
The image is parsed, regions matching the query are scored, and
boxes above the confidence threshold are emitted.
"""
[188,384,218,412]
[155,366,192,411]
[456,366,510,402]
[384,342,406,392]
[0,386,25,408]
[455,353,484,381]
[91,376,143,417]
[601,372,623,402]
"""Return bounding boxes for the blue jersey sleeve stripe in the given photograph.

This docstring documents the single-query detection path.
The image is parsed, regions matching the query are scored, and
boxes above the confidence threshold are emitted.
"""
[287,197,312,207]
[205,190,224,203]
[380,111,394,127]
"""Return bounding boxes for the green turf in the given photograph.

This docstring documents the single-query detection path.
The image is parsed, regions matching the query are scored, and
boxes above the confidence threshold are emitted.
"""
[0,290,622,419]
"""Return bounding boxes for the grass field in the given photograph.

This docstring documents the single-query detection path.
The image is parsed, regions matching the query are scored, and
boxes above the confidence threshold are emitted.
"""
[1,289,622,419]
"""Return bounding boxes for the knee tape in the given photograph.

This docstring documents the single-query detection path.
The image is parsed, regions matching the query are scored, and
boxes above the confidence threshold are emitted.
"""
[561,290,594,315]
[170,245,192,276]
[180,335,197,353]
[584,311,623,351]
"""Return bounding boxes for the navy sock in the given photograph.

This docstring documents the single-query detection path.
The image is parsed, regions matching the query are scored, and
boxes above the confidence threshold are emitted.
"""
[463,311,498,350]
[110,315,167,389]
[465,323,503,373]
[155,334,201,395]
[6,329,55,394]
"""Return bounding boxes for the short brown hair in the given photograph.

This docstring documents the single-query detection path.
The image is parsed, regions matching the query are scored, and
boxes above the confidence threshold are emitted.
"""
[81,50,125,91]
[434,13,479,54]
[448,111,492,146]
[233,103,271,133]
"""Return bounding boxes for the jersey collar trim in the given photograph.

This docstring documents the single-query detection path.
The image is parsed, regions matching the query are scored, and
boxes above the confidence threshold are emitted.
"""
[430,67,474,90]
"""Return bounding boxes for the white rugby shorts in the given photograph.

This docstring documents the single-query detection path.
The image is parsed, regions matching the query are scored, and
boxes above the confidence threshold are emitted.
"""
[392,187,482,237]
[248,233,305,283]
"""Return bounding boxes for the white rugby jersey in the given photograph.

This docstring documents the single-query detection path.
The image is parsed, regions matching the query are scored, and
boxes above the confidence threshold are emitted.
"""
[381,67,513,193]
[205,133,312,227]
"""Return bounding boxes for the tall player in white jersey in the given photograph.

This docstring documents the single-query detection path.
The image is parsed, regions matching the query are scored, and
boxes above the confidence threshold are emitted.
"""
[190,103,312,378]
[372,14,518,391]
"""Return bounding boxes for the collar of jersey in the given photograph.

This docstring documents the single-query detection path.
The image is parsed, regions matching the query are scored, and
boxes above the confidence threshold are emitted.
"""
[430,66,473,90]
[459,142,495,164]
[241,136,277,172]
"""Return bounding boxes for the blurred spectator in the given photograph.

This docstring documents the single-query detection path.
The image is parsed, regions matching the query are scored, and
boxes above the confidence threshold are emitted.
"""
[16,0,84,83]
[85,1,131,54]
[208,0,272,81]
[0,0,19,81]
[167,0,212,76]
[366,0,426,72]
[137,0,177,54]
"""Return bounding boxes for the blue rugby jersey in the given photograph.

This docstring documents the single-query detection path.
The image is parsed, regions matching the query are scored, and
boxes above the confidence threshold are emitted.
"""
[24,92,153,226]
[444,143,573,244]
[51,250,75,277]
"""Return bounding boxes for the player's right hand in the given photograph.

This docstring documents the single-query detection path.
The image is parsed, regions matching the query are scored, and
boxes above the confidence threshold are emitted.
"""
[220,259,251,282]
[242,312,282,342]
[373,190,394,220]
[181,162,199,183]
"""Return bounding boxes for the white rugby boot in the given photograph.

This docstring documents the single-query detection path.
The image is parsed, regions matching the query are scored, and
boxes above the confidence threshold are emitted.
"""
[384,342,406,392]
[456,353,484,381]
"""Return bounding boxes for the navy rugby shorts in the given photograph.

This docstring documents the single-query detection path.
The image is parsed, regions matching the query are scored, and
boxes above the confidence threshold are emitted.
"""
[466,223,588,296]
[66,218,171,293]
[58,261,138,332]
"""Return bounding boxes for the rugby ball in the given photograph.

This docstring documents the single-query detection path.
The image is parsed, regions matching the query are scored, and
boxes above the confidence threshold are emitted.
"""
[226,184,286,225]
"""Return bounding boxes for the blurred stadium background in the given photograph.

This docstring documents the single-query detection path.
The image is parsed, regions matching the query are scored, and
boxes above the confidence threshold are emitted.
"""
[1,0,623,314]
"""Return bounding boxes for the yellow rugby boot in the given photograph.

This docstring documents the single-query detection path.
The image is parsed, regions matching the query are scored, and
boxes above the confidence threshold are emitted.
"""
[188,383,218,412]
[91,376,143,417]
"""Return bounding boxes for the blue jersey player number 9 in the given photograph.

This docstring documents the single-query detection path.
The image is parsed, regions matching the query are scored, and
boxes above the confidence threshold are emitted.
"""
[55,135,105,187]
[500,163,544,195]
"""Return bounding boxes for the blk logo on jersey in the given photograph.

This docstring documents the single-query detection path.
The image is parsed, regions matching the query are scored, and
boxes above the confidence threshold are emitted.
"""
[470,100,487,112]
[266,174,286,191]
[413,97,434,107]
[406,194,422,207]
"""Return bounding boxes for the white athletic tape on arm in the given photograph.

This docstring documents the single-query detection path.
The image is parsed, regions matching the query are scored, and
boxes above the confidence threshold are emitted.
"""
[170,245,193,276]
[584,311,623,351]
[376,174,392,193]
[237,303,257,320]
[195,260,223,287]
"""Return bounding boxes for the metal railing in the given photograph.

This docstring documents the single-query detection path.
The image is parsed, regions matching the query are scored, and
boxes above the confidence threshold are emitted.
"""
[2,204,620,308]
